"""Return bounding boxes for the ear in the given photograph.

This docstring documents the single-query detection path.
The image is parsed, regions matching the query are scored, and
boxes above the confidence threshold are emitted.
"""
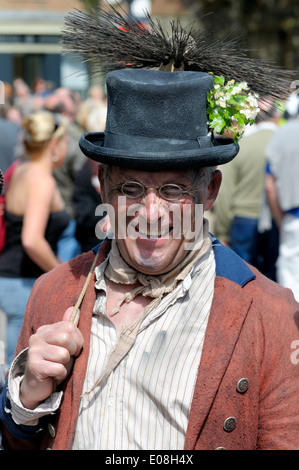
[205,170,222,211]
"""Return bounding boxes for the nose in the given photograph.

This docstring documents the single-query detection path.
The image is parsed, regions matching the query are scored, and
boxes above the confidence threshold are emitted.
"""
[140,189,164,223]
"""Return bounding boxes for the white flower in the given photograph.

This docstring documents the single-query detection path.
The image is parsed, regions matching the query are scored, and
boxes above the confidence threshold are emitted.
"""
[231,85,241,95]
[240,82,249,90]
[246,95,259,108]
[218,97,227,108]
[240,107,259,119]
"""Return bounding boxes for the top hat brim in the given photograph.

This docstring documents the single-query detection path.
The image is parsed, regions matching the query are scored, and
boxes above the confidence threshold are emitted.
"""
[79,132,239,171]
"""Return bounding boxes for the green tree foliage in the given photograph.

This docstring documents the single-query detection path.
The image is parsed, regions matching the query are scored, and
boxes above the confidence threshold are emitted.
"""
[78,0,100,12]
[188,0,299,69]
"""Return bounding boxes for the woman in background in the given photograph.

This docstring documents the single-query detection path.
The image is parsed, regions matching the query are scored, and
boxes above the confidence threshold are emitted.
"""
[0,110,70,370]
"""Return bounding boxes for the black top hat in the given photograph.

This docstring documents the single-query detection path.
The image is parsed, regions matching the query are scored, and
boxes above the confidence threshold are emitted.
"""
[79,69,239,171]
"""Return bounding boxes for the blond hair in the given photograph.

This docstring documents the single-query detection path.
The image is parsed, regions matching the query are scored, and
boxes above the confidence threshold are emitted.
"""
[22,110,68,151]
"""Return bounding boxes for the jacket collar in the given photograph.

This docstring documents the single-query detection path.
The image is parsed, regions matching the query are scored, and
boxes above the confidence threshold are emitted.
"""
[211,236,256,287]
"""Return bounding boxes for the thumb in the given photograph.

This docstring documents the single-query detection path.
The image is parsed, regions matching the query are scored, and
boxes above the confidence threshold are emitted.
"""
[62,306,80,326]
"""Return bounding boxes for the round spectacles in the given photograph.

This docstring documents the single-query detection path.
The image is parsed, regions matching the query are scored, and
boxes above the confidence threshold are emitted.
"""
[118,181,191,201]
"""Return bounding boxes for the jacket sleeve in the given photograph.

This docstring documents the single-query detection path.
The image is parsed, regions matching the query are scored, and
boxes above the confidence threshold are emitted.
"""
[0,257,85,450]
[256,287,299,449]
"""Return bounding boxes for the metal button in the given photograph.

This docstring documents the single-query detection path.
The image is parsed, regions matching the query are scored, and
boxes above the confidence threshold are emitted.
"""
[47,423,56,438]
[236,378,249,393]
[223,417,237,432]
[215,447,227,450]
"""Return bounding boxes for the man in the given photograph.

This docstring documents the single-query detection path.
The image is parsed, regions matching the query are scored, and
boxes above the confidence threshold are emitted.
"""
[213,99,280,276]
[265,113,299,301]
[1,9,299,451]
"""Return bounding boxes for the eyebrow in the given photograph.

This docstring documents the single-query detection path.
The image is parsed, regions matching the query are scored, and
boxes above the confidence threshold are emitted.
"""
[116,174,192,186]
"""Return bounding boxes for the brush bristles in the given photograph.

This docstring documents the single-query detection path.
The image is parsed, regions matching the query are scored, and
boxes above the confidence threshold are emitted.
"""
[61,3,293,100]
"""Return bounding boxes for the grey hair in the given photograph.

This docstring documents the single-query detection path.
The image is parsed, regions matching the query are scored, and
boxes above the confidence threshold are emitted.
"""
[190,166,217,185]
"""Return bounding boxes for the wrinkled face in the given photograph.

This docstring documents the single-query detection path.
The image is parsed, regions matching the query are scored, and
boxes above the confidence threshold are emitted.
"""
[99,166,221,275]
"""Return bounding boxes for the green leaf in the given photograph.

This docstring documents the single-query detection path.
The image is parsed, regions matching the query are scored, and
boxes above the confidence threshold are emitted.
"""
[214,75,225,86]
[222,107,235,120]
[206,96,214,108]
[236,115,245,127]
[209,115,226,134]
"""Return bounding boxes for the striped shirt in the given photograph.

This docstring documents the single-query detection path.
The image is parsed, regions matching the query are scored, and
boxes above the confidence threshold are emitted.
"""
[72,246,215,450]
[8,244,216,449]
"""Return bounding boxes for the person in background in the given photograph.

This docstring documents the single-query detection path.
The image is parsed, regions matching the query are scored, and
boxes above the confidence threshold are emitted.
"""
[213,99,280,271]
[44,90,87,261]
[73,159,104,253]
[0,110,70,369]
[73,87,107,252]
[76,84,107,136]
[0,103,22,173]
[12,78,43,117]
[265,111,299,301]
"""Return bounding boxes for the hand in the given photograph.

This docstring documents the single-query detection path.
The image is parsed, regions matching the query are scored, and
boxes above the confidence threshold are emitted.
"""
[20,307,84,410]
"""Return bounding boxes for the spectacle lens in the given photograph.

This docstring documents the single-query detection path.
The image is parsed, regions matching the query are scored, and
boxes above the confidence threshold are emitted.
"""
[121,182,144,198]
[159,184,184,200]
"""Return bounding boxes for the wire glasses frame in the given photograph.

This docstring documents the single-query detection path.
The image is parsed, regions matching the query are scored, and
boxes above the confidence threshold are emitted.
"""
[118,181,193,201]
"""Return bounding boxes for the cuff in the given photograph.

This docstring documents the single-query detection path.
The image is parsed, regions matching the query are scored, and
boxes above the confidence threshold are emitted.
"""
[0,349,63,441]
[8,349,63,426]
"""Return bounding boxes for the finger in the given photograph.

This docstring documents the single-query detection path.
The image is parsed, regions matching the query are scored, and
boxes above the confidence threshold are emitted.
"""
[49,326,83,357]
[39,343,72,365]
[28,355,73,384]
[33,321,83,358]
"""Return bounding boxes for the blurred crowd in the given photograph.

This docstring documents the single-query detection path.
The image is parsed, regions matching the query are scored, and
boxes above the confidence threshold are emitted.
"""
[212,89,299,303]
[0,77,107,255]
[0,77,107,368]
[1,75,299,368]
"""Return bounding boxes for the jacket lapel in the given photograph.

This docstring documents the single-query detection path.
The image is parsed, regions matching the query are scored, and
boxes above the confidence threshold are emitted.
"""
[184,275,254,449]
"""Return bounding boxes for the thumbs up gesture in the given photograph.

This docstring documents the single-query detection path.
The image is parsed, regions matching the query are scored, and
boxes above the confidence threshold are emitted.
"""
[20,307,84,410]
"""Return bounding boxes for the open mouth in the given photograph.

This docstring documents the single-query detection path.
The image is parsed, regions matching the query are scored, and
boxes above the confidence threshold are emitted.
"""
[135,225,173,239]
